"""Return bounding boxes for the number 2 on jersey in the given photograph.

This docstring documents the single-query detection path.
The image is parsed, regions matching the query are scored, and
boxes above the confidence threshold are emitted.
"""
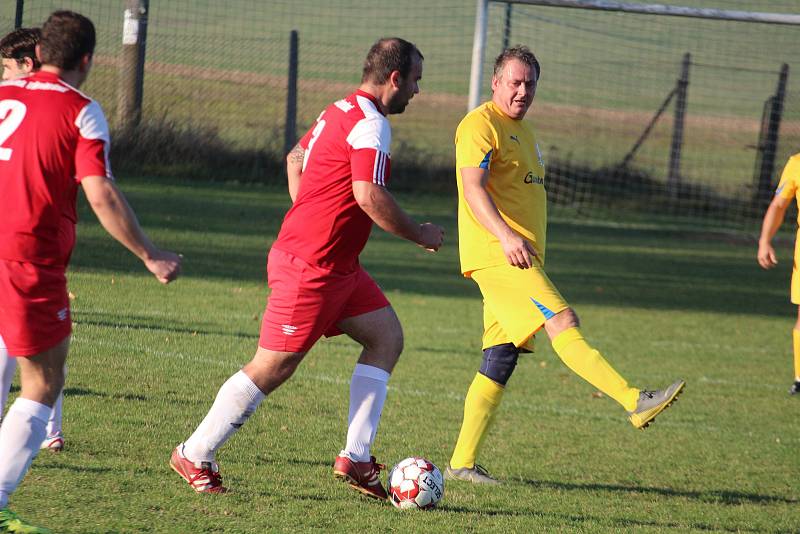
[0,100,27,161]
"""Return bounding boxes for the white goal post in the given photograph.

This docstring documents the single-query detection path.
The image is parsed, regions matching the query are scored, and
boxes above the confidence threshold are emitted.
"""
[468,0,800,110]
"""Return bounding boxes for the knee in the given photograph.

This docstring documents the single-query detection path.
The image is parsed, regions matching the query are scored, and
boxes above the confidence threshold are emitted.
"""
[248,349,305,384]
[20,368,64,407]
[389,327,404,358]
[479,343,519,386]
[545,308,580,338]
[368,323,404,359]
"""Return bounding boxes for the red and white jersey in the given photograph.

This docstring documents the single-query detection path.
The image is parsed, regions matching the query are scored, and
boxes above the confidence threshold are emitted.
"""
[0,71,112,267]
[273,90,392,273]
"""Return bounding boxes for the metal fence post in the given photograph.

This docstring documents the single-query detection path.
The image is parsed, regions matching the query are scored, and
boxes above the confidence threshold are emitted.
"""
[14,0,24,29]
[284,30,299,156]
[502,2,513,50]
[754,63,789,206]
[668,52,690,196]
[468,0,489,111]
[118,0,149,129]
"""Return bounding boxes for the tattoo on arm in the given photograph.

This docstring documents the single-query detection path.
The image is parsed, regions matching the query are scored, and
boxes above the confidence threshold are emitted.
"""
[288,144,305,165]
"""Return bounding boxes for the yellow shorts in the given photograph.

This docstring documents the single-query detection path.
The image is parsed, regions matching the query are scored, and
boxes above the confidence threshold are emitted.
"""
[470,262,569,351]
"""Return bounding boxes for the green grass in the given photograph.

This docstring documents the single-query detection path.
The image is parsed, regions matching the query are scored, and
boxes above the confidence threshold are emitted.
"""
[5,177,800,532]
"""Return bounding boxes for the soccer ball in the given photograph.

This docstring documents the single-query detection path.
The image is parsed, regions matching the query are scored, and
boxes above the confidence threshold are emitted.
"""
[387,457,444,510]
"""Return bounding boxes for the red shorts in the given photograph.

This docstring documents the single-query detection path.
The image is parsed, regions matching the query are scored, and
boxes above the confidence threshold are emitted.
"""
[259,248,390,352]
[0,260,71,357]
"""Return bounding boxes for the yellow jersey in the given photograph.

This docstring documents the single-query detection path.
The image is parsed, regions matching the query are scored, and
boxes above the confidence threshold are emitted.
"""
[775,153,800,226]
[455,101,547,275]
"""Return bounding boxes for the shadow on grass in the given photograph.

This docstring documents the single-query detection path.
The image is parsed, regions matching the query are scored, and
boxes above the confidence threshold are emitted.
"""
[35,463,113,474]
[5,385,145,404]
[440,503,764,533]
[69,180,794,318]
[74,313,259,342]
[521,478,797,505]
[61,387,148,402]
[253,455,332,469]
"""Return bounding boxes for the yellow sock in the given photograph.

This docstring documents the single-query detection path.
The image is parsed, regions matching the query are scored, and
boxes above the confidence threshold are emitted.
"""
[551,327,639,412]
[793,329,800,380]
[449,373,504,470]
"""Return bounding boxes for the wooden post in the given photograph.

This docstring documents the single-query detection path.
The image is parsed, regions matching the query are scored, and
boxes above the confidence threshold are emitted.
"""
[14,0,24,29]
[754,63,789,206]
[667,52,690,196]
[284,30,299,156]
[118,0,149,129]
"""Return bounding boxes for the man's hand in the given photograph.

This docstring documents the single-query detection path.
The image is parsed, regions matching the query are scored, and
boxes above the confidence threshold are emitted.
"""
[418,223,444,252]
[144,250,182,284]
[757,241,778,270]
[501,231,536,269]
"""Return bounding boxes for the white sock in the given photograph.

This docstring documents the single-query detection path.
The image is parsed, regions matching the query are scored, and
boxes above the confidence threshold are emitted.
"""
[0,340,16,421]
[0,398,52,508]
[182,370,265,463]
[45,366,66,438]
[342,364,390,463]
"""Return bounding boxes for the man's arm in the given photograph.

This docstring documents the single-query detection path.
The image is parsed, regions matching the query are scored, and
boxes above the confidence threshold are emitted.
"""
[352,181,443,251]
[758,195,792,269]
[461,166,535,269]
[81,175,181,283]
[286,143,305,202]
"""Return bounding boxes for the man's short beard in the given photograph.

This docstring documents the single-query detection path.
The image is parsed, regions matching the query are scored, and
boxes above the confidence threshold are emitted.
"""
[387,95,408,115]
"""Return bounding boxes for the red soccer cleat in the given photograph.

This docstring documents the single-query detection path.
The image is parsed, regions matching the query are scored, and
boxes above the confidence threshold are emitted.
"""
[170,445,227,494]
[333,454,388,500]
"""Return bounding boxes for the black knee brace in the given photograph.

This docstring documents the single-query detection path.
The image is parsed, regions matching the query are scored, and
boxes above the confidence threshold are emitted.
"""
[479,343,519,386]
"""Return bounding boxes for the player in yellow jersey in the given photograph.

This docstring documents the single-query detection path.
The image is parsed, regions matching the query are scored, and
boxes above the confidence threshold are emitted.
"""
[445,46,685,484]
[757,152,800,395]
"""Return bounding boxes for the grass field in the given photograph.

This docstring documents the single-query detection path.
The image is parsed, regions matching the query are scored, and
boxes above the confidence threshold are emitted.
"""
[4,178,800,533]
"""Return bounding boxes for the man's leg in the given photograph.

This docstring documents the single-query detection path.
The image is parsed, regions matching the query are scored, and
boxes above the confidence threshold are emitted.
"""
[546,309,684,429]
[333,306,402,500]
[545,309,639,411]
[40,365,65,452]
[172,347,306,493]
[0,337,16,422]
[0,336,65,510]
[448,304,515,484]
[790,307,800,395]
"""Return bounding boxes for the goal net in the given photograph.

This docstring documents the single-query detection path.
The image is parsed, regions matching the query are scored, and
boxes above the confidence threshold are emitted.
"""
[477,0,800,230]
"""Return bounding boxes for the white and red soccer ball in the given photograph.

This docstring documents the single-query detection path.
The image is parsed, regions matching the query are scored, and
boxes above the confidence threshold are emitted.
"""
[388,457,444,510]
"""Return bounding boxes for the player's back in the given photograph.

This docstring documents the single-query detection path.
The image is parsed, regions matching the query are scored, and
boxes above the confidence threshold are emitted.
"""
[0,71,110,267]
[275,90,392,273]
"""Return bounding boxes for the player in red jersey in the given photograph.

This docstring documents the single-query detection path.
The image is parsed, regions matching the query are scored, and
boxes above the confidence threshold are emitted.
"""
[1,28,40,81]
[0,11,181,532]
[171,37,444,500]
[0,26,68,455]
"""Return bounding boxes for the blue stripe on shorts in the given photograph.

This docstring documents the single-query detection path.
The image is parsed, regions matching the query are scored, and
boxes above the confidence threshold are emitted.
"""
[530,297,555,320]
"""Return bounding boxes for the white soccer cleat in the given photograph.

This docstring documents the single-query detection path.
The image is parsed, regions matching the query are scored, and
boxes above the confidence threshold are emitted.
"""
[40,433,64,452]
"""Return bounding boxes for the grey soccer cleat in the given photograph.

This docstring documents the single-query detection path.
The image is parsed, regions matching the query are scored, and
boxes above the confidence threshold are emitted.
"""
[445,464,501,485]
[627,380,685,430]
[789,380,800,396]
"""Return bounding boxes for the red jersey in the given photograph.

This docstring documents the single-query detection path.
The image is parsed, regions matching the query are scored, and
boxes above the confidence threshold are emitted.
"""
[0,71,112,267]
[272,90,392,273]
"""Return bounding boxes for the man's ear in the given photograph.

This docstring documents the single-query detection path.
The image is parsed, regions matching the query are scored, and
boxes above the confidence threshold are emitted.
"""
[80,53,93,72]
[22,57,35,72]
[389,69,401,89]
[35,43,42,62]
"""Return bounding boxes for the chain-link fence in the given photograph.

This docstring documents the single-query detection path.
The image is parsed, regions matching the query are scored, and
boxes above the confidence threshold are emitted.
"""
[2,1,799,231]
